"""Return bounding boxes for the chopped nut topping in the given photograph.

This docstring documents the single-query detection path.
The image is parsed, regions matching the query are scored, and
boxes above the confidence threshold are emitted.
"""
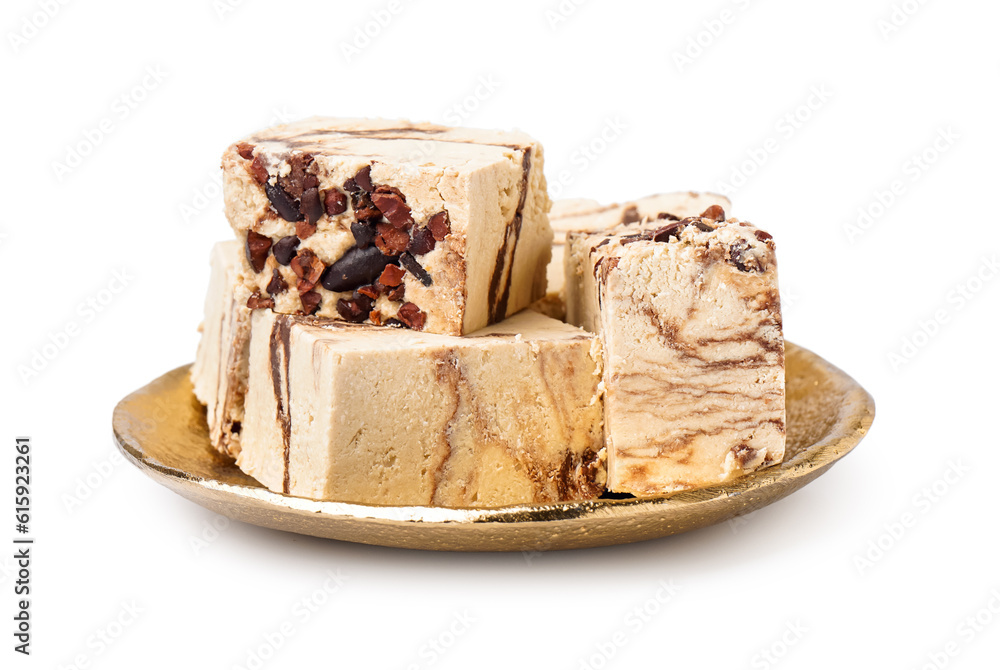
[371,185,414,229]
[299,187,323,231]
[700,204,726,222]
[245,231,272,273]
[272,236,300,266]
[427,211,451,241]
[235,142,255,160]
[375,222,410,256]
[356,284,380,300]
[386,284,405,302]
[246,291,274,309]
[290,248,325,293]
[336,298,367,323]
[266,269,288,295]
[248,157,269,185]
[396,302,426,330]
[378,265,406,287]
[299,290,321,315]
[324,189,348,216]
[407,227,436,255]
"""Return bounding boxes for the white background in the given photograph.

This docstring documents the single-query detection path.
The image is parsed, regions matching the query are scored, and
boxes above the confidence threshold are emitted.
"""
[2,0,998,667]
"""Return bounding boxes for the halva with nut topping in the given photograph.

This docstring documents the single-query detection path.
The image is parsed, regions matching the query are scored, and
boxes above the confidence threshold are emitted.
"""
[222,117,552,336]
[565,204,785,495]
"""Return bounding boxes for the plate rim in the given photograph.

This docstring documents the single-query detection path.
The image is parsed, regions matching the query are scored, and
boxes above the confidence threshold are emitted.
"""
[113,341,875,529]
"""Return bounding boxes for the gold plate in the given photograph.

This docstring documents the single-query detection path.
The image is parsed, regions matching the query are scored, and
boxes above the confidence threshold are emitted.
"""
[112,342,874,552]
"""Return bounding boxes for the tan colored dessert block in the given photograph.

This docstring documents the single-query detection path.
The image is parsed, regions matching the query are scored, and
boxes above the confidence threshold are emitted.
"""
[547,192,731,317]
[239,310,606,507]
[565,207,785,495]
[190,241,251,457]
[549,192,731,295]
[222,117,552,336]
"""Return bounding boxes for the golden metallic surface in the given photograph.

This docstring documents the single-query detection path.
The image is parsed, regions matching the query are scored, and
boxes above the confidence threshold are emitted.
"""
[112,342,874,552]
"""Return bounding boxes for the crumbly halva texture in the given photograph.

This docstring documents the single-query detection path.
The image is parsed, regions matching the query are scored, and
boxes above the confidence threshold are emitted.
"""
[565,206,785,495]
[190,241,251,457]
[239,309,606,507]
[547,192,731,302]
[222,117,552,336]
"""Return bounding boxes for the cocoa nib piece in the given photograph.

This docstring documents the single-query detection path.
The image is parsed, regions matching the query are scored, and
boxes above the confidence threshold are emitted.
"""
[272,235,300,265]
[400,252,432,286]
[299,290,321,315]
[300,187,323,227]
[754,229,773,242]
[278,153,316,200]
[290,248,326,293]
[371,186,413,229]
[352,290,374,313]
[375,222,410,256]
[344,165,373,193]
[321,246,397,292]
[378,264,406,287]
[351,191,382,222]
[676,216,715,233]
[407,227,436,256]
[618,233,645,246]
[693,218,717,232]
[236,143,268,184]
[649,216,719,243]
[728,239,763,273]
[396,302,426,330]
[324,189,348,216]
[246,291,274,309]
[266,269,288,295]
[264,182,303,222]
[336,290,374,322]
[652,222,685,243]
[356,284,380,300]
[336,297,368,323]
[296,219,317,240]
[369,310,383,326]
[700,204,726,222]
[235,142,255,160]
[246,231,272,273]
[427,211,451,241]
[656,211,680,221]
[248,157,269,185]
[386,284,405,301]
[354,165,373,192]
[620,205,641,224]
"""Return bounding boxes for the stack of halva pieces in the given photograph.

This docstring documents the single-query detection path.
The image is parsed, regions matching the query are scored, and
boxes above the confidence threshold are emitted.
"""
[191,117,786,508]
